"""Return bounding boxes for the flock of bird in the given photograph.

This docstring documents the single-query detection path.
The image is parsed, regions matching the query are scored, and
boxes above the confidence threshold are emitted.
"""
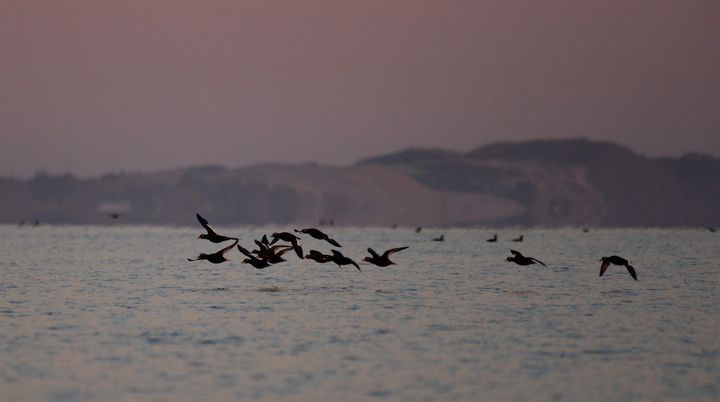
[187,214,640,281]
[187,214,408,271]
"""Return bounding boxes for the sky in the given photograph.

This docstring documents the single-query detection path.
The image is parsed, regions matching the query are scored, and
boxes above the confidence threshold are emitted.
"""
[1,0,719,178]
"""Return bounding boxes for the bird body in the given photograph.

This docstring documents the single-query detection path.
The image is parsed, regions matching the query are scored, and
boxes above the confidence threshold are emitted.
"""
[305,250,333,263]
[188,240,238,264]
[294,228,342,247]
[599,256,637,280]
[363,247,408,267]
[196,213,238,243]
[505,250,546,267]
[270,232,303,259]
[330,250,361,271]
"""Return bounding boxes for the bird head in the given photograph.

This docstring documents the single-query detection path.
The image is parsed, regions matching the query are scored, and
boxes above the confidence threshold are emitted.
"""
[197,234,207,240]
[505,257,512,262]
[362,256,371,263]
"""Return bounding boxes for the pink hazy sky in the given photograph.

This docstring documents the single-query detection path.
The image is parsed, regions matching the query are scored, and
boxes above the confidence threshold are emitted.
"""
[1,0,719,177]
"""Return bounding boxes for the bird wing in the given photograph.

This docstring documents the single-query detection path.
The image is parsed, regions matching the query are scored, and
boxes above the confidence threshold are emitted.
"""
[326,237,342,247]
[625,265,638,281]
[196,213,218,236]
[331,250,344,259]
[599,260,609,277]
[351,260,361,271]
[219,240,238,256]
[530,257,547,267]
[381,247,409,259]
[510,250,523,258]
[367,248,381,259]
[237,244,254,258]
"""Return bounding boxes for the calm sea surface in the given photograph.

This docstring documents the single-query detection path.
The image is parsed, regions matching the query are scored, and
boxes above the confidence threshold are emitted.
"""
[1,225,718,401]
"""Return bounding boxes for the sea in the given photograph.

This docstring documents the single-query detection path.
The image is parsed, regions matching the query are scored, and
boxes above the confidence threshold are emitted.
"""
[1,225,718,401]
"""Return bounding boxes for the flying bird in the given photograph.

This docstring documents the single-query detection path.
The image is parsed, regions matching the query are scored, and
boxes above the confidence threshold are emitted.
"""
[187,240,238,264]
[599,256,637,281]
[270,232,304,259]
[362,247,409,267]
[330,250,361,271]
[195,213,238,243]
[294,228,342,247]
[305,250,333,263]
[505,250,546,267]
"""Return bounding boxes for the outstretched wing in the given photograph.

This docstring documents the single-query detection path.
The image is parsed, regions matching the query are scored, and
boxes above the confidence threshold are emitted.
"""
[326,237,342,247]
[351,259,361,271]
[196,213,218,236]
[530,257,547,267]
[237,244,254,258]
[599,260,609,277]
[510,250,523,258]
[219,240,238,256]
[367,248,381,259]
[625,265,638,281]
[381,246,409,259]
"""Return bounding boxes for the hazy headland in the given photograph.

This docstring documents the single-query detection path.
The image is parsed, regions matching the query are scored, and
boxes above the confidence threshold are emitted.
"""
[2,139,719,228]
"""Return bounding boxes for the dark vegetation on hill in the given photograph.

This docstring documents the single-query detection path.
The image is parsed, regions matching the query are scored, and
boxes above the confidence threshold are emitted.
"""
[2,139,719,227]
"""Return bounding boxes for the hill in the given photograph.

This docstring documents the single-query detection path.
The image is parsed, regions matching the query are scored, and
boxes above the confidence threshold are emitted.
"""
[2,139,719,227]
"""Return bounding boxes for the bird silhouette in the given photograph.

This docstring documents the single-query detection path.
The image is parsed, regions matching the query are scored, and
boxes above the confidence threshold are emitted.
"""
[486,234,497,242]
[330,250,360,271]
[362,247,408,267]
[505,250,546,267]
[294,228,342,247]
[305,250,333,263]
[195,213,238,243]
[270,232,303,259]
[187,240,238,264]
[599,256,637,280]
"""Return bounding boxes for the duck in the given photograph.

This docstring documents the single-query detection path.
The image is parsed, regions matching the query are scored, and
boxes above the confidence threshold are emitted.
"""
[187,240,238,264]
[599,256,637,281]
[305,250,333,263]
[512,235,523,242]
[362,247,408,267]
[505,250,546,267]
[433,235,444,242]
[330,250,360,271]
[486,234,497,242]
[270,232,303,259]
[294,228,342,247]
[195,213,238,243]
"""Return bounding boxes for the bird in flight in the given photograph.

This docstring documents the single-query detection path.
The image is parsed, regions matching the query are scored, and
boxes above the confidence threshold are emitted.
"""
[195,213,238,243]
[187,240,238,264]
[505,250,546,267]
[362,247,409,267]
[599,256,637,281]
[294,228,342,247]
